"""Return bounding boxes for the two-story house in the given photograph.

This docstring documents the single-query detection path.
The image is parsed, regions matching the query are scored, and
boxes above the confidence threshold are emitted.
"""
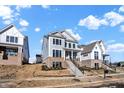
[42,30,81,69]
[78,41,106,69]
[0,24,30,65]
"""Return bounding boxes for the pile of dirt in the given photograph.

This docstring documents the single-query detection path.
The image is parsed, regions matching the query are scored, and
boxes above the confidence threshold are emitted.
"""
[0,64,72,79]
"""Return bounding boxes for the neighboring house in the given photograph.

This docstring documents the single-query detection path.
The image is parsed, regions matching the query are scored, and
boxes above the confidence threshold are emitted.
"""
[42,30,81,69]
[0,24,30,65]
[78,41,106,69]
[117,61,124,67]
[36,54,42,63]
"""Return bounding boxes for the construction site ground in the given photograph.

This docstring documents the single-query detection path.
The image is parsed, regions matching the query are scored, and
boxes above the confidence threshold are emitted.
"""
[0,64,124,88]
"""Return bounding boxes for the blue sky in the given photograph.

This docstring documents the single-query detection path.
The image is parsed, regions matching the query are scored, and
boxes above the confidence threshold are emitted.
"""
[0,5,124,62]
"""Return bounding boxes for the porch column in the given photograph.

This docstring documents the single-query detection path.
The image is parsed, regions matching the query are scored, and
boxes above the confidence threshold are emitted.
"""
[71,51,73,60]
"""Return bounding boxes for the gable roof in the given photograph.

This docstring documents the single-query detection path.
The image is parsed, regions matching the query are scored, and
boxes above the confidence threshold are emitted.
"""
[61,30,78,43]
[0,24,14,34]
[46,30,78,43]
[79,40,102,54]
[47,31,66,39]
[0,24,26,38]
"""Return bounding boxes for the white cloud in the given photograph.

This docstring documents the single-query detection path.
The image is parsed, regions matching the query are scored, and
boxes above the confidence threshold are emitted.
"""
[19,19,29,27]
[107,43,124,52]
[41,5,50,9]
[66,29,82,41]
[35,27,40,32]
[106,40,116,44]
[2,19,13,25]
[16,5,31,12]
[78,15,108,30]
[0,5,14,25]
[104,11,124,27]
[119,6,124,12]
[0,5,13,19]
[120,25,124,32]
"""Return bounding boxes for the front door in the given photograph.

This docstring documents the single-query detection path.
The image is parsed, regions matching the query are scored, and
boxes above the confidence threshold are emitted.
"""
[65,51,71,60]
[73,52,77,60]
[95,63,99,70]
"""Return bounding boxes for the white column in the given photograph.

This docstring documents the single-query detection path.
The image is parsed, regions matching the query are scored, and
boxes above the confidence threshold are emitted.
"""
[71,51,73,60]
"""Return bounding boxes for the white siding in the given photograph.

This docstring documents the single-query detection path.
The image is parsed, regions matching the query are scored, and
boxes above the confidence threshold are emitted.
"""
[65,41,78,49]
[91,44,102,60]
[48,37,65,58]
[0,26,24,45]
[42,37,49,60]
[99,42,106,54]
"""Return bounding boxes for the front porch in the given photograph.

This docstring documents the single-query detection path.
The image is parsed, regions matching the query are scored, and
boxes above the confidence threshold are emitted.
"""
[0,44,22,65]
[64,48,80,61]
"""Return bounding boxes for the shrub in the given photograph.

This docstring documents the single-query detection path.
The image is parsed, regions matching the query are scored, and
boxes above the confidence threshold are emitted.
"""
[42,65,49,71]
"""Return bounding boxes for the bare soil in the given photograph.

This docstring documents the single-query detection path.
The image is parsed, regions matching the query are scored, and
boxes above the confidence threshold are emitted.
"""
[0,64,73,80]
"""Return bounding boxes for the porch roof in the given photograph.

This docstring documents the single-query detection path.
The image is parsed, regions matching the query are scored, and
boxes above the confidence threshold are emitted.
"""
[63,47,81,51]
[0,43,22,48]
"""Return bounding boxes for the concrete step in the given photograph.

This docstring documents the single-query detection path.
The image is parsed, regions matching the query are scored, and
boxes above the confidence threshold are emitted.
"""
[66,60,83,77]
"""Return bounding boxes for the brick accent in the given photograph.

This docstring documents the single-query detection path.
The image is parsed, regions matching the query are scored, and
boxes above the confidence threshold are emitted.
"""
[80,59,102,68]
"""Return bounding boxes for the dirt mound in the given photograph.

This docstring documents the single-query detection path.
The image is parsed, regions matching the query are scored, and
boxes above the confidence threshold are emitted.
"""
[0,64,72,79]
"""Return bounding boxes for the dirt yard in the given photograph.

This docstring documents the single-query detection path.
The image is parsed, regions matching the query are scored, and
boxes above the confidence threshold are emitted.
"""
[0,64,73,80]
[0,64,124,88]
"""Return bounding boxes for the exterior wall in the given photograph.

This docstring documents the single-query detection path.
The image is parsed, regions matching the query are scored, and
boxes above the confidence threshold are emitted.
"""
[65,41,78,49]
[43,57,67,68]
[22,37,29,63]
[80,52,91,61]
[79,43,104,68]
[48,37,65,58]
[0,25,29,65]
[91,44,103,60]
[0,46,23,65]
[91,60,102,68]
[80,60,91,68]
[42,37,49,60]
[99,42,106,54]
[80,59,102,68]
[0,26,24,45]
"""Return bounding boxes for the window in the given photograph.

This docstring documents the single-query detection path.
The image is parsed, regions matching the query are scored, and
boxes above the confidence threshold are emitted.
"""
[53,39,61,45]
[15,37,18,43]
[56,50,59,57]
[73,44,75,48]
[52,62,62,68]
[5,48,18,56]
[69,43,71,48]
[53,50,55,57]
[59,50,61,57]
[53,39,55,44]
[6,36,18,43]
[53,49,61,57]
[6,36,9,42]
[56,39,59,45]
[65,42,67,47]
[10,36,14,43]
[94,51,99,60]
[59,40,61,45]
